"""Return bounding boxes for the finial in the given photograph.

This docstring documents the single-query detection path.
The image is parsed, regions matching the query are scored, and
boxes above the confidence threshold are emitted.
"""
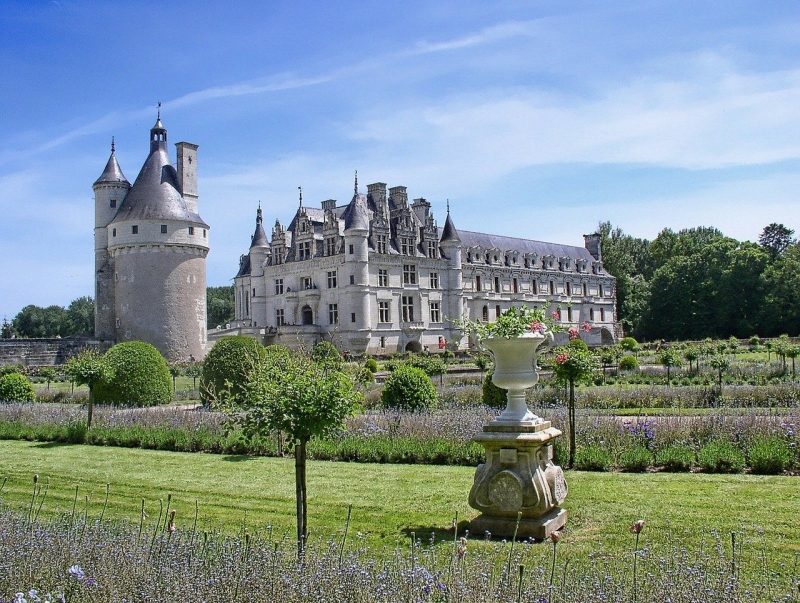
[446,198,450,214]
[157,101,162,120]
[354,170,358,194]
[298,186,303,208]
[111,136,115,154]
[258,200,261,210]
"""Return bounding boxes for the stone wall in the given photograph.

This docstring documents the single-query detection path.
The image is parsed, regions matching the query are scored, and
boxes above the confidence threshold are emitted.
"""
[0,338,105,367]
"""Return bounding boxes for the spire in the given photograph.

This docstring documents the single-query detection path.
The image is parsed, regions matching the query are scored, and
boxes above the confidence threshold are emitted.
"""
[150,103,167,153]
[440,202,461,244]
[256,201,263,225]
[298,186,303,208]
[111,136,115,154]
[94,136,129,186]
[250,203,269,249]
[354,170,358,195]
[446,198,450,214]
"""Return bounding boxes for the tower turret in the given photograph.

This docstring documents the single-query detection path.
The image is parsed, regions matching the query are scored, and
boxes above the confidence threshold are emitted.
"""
[93,137,130,341]
[343,173,371,335]
[439,202,463,347]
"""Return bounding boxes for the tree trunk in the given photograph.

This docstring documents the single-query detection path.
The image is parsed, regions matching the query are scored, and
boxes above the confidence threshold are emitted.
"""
[87,387,94,430]
[295,439,308,559]
[568,379,576,469]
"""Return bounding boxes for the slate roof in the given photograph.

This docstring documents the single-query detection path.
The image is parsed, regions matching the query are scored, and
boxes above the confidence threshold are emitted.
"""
[440,212,460,243]
[110,147,208,227]
[94,150,129,186]
[342,193,371,231]
[445,229,595,261]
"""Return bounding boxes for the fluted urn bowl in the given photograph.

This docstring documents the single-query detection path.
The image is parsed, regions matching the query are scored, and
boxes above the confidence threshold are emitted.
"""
[483,331,552,426]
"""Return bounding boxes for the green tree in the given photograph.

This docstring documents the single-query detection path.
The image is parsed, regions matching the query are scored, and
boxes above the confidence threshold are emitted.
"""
[552,347,598,468]
[658,348,681,386]
[707,354,730,395]
[761,244,800,337]
[0,372,36,402]
[1,318,14,339]
[311,340,344,372]
[65,349,113,428]
[38,367,57,391]
[759,223,795,259]
[94,341,171,406]
[200,336,266,405]
[12,304,68,338]
[185,361,203,390]
[381,364,439,412]
[683,346,700,373]
[221,351,361,556]
[207,286,235,329]
[65,296,94,337]
[169,362,183,394]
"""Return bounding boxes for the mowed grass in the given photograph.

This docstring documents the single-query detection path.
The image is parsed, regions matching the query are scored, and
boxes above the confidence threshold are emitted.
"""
[0,440,798,573]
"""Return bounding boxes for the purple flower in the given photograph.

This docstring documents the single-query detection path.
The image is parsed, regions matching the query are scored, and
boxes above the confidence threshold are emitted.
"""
[67,565,85,580]
[85,577,97,588]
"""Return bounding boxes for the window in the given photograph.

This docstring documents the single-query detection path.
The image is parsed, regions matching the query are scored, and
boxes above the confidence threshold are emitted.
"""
[351,313,356,323]
[427,240,437,258]
[275,279,284,294]
[496,305,501,319]
[348,244,354,255]
[475,275,482,291]
[328,303,339,325]
[429,301,441,323]
[131,225,138,234]
[349,274,355,285]
[566,282,571,296]
[380,336,386,348]
[189,226,194,235]
[203,229,207,238]
[302,276,313,290]
[161,224,167,234]
[378,269,389,287]
[429,272,439,289]
[325,238,337,256]
[567,307,573,321]
[482,306,489,321]
[400,237,413,255]
[110,199,116,208]
[589,308,595,321]
[276,308,285,326]
[582,283,588,297]
[494,276,500,292]
[600,307,606,322]
[298,241,312,260]
[327,270,337,288]
[252,288,256,297]
[376,235,388,254]
[513,278,518,294]
[378,301,390,323]
[403,264,417,285]
[599,284,604,297]
[401,296,414,322]
[112,228,116,237]
[549,281,554,295]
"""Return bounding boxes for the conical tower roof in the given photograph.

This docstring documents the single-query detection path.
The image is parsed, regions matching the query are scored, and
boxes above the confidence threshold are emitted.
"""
[440,210,461,243]
[250,205,269,248]
[93,139,129,186]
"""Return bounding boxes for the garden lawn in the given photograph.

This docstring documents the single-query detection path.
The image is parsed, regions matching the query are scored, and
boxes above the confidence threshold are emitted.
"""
[0,440,798,574]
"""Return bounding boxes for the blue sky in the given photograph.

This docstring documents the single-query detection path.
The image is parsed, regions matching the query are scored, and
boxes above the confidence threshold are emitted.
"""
[2,1,799,320]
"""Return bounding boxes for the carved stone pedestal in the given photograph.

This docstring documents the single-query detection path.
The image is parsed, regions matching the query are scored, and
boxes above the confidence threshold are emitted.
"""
[468,420,568,539]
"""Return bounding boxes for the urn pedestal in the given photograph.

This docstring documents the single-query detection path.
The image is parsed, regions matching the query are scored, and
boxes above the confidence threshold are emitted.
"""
[468,333,568,539]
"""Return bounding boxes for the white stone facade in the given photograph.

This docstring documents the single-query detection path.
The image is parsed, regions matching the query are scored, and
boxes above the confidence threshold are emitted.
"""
[224,180,617,355]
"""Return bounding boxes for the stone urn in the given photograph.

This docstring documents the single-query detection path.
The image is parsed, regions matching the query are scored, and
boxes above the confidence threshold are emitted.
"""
[468,332,568,539]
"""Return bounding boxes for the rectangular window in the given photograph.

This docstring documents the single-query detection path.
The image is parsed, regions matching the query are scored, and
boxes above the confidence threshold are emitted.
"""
[327,270,337,288]
[513,278,518,293]
[566,282,572,296]
[203,229,207,238]
[380,336,386,348]
[401,296,414,322]
[161,224,167,234]
[567,307,573,321]
[475,275,482,291]
[600,307,606,322]
[328,303,338,325]
[376,235,388,254]
[400,237,413,256]
[112,228,117,237]
[427,240,437,258]
[599,284,605,297]
[429,301,441,323]
[298,241,312,260]
[378,301,391,323]
[349,274,355,285]
[188,226,194,235]
[252,288,256,297]
[496,305,501,319]
[325,238,337,256]
[351,313,356,323]
[302,276,313,290]
[403,264,417,285]
[275,279,284,294]
[429,272,439,289]
[494,276,500,292]
[348,244,354,255]
[276,308,285,326]
[132,225,138,234]
[549,280,555,295]
[378,269,389,287]
[110,199,116,208]
[589,308,595,321]
[583,283,588,297]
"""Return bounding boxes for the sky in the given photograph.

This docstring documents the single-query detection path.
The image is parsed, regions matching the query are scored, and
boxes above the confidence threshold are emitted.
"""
[1,0,799,321]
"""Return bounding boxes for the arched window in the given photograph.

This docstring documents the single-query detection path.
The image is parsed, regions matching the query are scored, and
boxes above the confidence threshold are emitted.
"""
[482,305,489,321]
[301,305,313,325]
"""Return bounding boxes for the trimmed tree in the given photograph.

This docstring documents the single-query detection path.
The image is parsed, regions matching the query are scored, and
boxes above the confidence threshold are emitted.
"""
[220,350,361,557]
[94,341,171,406]
[200,336,266,405]
[65,349,113,428]
[38,367,57,391]
[381,364,439,412]
[0,372,37,403]
[658,348,681,386]
[552,347,598,468]
[708,354,730,395]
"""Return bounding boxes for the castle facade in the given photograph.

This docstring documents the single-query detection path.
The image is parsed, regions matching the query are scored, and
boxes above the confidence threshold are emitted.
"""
[93,116,209,361]
[224,178,617,354]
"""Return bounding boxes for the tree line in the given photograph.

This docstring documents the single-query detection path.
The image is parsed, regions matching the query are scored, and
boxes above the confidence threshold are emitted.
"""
[600,222,799,341]
[3,286,236,339]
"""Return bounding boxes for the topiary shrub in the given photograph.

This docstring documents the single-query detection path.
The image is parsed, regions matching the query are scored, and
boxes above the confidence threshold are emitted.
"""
[619,355,640,371]
[620,337,639,352]
[748,437,793,474]
[698,440,745,473]
[619,446,653,472]
[656,444,695,471]
[405,354,446,377]
[381,364,438,412]
[574,445,612,471]
[0,372,36,402]
[568,338,589,352]
[364,358,378,373]
[482,369,507,407]
[311,341,344,369]
[200,336,267,405]
[94,341,172,407]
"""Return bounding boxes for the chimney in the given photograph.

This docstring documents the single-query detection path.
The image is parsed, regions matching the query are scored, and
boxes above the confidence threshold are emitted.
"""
[389,185,408,207]
[583,233,602,261]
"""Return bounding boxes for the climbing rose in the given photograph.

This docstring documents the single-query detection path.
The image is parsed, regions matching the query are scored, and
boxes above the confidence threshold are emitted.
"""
[581,321,592,333]
[555,353,569,364]
[568,327,579,340]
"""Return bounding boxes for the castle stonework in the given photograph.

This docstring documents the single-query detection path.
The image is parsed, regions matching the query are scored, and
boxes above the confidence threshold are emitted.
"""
[94,117,209,361]
[222,179,617,354]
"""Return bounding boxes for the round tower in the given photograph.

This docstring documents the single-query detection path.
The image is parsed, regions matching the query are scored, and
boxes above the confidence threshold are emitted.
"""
[93,138,131,341]
[343,177,371,344]
[439,205,463,347]
[248,204,270,324]
[107,115,210,361]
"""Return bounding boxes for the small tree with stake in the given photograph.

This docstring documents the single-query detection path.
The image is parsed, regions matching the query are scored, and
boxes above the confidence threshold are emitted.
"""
[552,347,598,468]
[658,348,681,386]
[64,349,113,429]
[219,347,361,558]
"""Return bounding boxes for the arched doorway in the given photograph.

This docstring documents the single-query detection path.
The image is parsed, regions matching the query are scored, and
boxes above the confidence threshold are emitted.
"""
[600,327,614,345]
[301,305,313,325]
[405,341,423,353]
